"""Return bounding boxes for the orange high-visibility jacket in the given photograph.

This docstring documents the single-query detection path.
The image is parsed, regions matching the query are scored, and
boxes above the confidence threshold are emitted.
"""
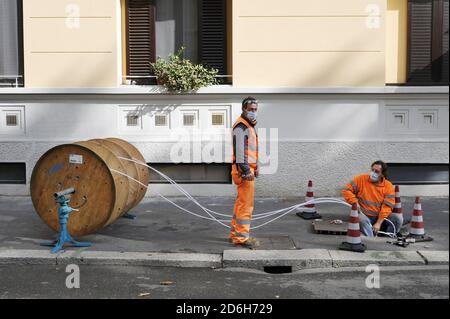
[231,116,259,175]
[342,173,396,221]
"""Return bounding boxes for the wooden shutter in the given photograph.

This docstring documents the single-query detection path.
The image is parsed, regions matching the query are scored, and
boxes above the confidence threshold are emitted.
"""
[442,0,449,83]
[408,0,449,84]
[198,0,227,77]
[126,0,156,85]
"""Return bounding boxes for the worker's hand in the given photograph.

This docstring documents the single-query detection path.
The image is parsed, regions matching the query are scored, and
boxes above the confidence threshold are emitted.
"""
[372,221,382,235]
[72,208,80,212]
[255,169,259,178]
[242,172,255,181]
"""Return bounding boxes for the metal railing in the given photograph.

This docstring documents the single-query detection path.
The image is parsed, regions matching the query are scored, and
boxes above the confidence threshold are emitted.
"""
[0,75,23,88]
[122,75,232,85]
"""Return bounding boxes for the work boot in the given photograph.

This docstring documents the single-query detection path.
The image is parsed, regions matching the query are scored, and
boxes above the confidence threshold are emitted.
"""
[235,237,260,250]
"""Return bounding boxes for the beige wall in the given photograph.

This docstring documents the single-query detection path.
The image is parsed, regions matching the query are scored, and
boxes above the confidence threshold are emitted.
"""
[232,0,387,87]
[386,0,408,84]
[23,0,120,88]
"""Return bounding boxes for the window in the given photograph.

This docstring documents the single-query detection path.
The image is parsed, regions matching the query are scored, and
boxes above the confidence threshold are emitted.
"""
[123,0,229,85]
[387,163,449,185]
[155,114,168,127]
[0,106,25,135]
[183,113,196,127]
[6,114,18,126]
[124,0,156,85]
[208,109,228,129]
[0,0,24,87]
[119,107,143,132]
[212,113,224,126]
[0,163,26,184]
[407,0,449,85]
[126,115,139,127]
[148,163,231,184]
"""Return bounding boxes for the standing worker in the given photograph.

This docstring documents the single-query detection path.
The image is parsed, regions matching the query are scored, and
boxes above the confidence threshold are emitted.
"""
[342,161,403,237]
[230,97,260,249]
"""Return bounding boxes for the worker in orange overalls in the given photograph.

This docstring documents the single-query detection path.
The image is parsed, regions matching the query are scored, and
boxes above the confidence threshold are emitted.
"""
[342,161,403,237]
[230,97,260,249]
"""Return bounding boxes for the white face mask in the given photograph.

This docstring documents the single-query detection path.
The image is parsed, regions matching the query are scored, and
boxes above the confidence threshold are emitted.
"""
[246,111,257,122]
[370,171,380,182]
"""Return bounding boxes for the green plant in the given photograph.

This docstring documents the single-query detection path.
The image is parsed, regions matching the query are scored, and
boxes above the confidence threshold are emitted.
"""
[151,47,219,92]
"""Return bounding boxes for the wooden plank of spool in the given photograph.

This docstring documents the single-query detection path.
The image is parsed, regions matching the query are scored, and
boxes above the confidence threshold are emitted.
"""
[106,138,149,203]
[74,141,129,227]
[30,144,116,237]
[89,139,140,214]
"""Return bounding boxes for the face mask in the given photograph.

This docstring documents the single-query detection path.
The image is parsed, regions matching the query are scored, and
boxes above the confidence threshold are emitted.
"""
[246,111,257,122]
[370,171,380,182]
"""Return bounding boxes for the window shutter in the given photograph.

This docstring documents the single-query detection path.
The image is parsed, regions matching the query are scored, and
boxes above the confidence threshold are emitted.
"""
[408,0,449,84]
[442,0,449,83]
[198,0,227,77]
[126,0,156,85]
[0,0,23,86]
[408,0,433,84]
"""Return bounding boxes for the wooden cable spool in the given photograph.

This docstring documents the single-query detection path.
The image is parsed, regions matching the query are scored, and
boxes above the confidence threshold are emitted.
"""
[30,138,149,237]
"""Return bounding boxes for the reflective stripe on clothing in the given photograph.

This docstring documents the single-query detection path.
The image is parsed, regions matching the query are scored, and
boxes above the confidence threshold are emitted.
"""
[360,206,380,217]
[358,198,382,207]
[234,232,250,239]
[383,200,395,208]
[236,219,251,225]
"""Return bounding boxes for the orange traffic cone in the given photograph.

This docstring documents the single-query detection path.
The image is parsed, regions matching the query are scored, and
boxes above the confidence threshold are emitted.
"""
[297,180,322,220]
[408,197,433,242]
[393,186,403,216]
[339,203,366,252]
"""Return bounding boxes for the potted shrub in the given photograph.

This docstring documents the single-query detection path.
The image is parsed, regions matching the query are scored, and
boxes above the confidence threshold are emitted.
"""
[151,47,219,92]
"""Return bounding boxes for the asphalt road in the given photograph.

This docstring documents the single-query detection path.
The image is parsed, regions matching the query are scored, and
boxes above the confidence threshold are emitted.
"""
[0,264,448,299]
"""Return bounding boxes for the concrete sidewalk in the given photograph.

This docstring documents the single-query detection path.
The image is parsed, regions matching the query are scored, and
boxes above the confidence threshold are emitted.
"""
[0,195,448,269]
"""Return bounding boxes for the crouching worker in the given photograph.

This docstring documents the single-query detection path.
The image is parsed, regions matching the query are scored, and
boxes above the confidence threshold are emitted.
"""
[342,161,403,237]
[230,97,260,249]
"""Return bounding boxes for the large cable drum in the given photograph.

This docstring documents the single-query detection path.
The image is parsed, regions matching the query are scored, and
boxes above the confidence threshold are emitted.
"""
[30,138,149,237]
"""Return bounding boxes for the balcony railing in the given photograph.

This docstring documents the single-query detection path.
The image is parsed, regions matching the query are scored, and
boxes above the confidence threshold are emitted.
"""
[122,75,232,86]
[0,75,23,88]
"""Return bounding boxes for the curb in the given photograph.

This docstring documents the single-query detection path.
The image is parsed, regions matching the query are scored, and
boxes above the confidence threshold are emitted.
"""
[0,249,222,269]
[0,249,448,270]
[222,249,332,271]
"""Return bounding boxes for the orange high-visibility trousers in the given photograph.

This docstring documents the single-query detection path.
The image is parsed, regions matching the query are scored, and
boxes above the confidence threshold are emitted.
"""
[230,173,255,244]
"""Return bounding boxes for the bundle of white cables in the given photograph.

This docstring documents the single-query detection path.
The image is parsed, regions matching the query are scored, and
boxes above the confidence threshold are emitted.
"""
[110,157,396,237]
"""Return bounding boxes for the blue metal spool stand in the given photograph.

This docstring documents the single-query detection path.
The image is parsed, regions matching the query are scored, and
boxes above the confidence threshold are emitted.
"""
[41,188,92,254]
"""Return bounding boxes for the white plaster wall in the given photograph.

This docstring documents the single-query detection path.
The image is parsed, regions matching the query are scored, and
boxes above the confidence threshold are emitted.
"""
[0,92,448,197]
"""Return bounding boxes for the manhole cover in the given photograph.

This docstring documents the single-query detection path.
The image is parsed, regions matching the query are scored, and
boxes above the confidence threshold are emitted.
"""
[257,236,297,250]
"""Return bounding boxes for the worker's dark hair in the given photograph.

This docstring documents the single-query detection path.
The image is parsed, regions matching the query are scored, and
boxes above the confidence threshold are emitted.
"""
[242,96,258,110]
[371,160,388,177]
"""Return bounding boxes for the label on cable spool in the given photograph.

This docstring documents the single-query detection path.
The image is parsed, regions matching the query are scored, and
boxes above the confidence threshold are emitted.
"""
[69,154,83,164]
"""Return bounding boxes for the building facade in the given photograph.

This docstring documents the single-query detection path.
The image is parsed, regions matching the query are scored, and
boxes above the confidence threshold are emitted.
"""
[0,0,448,197]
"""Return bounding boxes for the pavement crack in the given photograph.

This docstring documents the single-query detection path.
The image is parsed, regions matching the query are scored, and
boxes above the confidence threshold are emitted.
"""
[416,251,429,265]
[327,250,336,268]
